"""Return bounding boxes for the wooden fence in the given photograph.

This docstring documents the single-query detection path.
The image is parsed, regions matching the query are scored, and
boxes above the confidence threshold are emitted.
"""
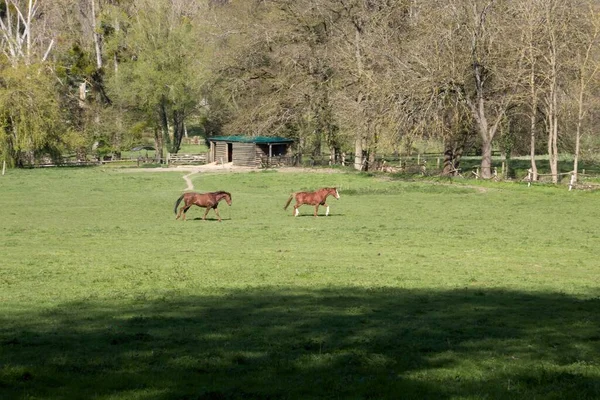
[260,156,296,168]
[166,153,208,166]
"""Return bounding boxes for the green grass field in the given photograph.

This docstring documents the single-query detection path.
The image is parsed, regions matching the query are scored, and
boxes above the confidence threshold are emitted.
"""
[1,167,599,399]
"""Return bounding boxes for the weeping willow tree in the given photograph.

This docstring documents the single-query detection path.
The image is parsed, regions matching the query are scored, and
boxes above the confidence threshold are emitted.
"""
[0,63,78,167]
[0,0,80,167]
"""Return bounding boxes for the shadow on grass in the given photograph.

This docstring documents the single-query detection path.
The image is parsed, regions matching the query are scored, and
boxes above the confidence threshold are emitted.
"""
[190,217,232,222]
[290,214,346,218]
[1,288,599,399]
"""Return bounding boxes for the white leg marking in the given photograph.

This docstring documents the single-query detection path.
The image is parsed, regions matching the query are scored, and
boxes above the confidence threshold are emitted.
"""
[295,208,299,217]
[326,206,330,216]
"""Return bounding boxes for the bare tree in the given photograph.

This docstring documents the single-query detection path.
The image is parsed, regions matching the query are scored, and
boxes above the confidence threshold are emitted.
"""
[0,0,55,66]
[452,0,524,179]
[515,0,546,181]
[571,3,600,182]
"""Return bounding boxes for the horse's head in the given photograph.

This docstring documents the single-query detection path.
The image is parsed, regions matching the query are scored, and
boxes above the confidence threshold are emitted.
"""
[214,191,232,206]
[223,192,232,206]
[330,187,340,199]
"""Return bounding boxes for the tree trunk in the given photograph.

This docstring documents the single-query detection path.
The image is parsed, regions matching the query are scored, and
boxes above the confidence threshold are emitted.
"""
[480,133,493,179]
[441,145,464,176]
[169,109,185,154]
[153,126,164,164]
[354,136,364,171]
[547,47,559,184]
[353,20,365,171]
[470,92,494,179]
[158,101,170,162]
[90,0,103,69]
[528,44,539,181]
[574,89,583,183]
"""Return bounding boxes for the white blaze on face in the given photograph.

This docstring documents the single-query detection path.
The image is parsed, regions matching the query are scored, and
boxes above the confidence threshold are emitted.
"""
[335,189,340,199]
[326,206,330,216]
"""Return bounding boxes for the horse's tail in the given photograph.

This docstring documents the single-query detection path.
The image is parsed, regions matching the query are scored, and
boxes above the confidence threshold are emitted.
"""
[284,193,294,210]
[174,194,185,214]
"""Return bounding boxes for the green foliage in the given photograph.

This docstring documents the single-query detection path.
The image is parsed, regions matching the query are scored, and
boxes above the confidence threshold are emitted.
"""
[0,168,599,398]
[55,43,96,85]
[105,0,209,154]
[0,63,77,166]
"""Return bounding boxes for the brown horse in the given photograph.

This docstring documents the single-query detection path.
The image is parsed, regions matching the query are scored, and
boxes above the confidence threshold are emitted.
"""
[174,191,232,221]
[284,187,340,217]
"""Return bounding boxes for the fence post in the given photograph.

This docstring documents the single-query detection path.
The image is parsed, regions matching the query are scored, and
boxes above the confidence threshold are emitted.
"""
[527,169,532,187]
[569,172,576,191]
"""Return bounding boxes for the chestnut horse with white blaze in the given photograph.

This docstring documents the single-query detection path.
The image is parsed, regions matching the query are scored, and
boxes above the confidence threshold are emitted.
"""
[174,191,232,221]
[284,187,340,217]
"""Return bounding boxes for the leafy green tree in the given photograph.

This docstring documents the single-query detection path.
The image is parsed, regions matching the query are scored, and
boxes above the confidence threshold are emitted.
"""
[0,1,81,166]
[105,0,209,160]
[0,63,79,166]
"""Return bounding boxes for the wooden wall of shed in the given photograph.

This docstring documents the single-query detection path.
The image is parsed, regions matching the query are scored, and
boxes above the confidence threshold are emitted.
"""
[214,142,227,163]
[233,142,257,167]
[255,145,267,160]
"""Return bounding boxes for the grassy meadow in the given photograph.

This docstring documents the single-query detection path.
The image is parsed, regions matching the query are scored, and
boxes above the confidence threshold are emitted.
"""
[1,167,599,399]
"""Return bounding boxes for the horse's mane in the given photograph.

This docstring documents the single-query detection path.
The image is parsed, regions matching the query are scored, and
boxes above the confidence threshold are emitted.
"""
[212,191,231,197]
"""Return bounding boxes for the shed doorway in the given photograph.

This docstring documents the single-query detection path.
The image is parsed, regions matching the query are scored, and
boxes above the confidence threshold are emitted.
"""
[227,143,233,163]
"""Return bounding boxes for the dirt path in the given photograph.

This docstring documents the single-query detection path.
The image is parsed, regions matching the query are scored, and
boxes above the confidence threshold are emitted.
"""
[181,171,199,191]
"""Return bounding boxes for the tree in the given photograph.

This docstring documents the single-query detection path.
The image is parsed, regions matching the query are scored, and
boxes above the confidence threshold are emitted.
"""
[570,3,600,182]
[316,0,412,170]
[210,0,339,163]
[0,63,78,166]
[105,0,209,160]
[516,0,545,181]
[0,0,79,166]
[0,0,55,66]
[450,0,524,179]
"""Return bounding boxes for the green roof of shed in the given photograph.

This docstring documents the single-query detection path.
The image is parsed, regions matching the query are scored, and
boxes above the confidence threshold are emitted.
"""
[208,135,294,144]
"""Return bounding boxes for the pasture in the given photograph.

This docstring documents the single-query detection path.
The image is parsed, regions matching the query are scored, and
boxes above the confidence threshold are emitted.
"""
[1,167,599,399]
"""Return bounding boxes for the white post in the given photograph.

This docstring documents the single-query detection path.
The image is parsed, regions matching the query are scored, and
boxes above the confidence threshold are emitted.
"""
[527,169,532,187]
[2,160,5,176]
[569,172,576,191]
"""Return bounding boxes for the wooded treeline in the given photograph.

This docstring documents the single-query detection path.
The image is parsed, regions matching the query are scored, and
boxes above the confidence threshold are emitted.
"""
[1,0,599,180]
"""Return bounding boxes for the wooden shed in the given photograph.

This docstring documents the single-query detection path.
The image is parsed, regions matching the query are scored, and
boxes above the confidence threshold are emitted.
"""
[207,136,294,167]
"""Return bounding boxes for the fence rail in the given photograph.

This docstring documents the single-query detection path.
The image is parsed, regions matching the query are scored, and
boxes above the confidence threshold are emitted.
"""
[166,153,208,165]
